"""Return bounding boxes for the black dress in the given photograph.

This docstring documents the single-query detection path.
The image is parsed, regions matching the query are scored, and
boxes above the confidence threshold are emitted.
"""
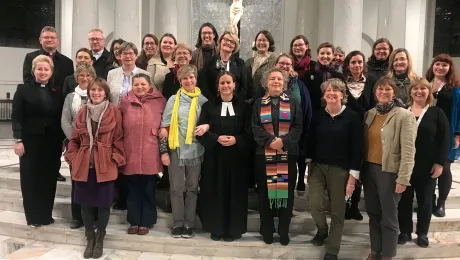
[12,82,65,225]
[197,97,252,237]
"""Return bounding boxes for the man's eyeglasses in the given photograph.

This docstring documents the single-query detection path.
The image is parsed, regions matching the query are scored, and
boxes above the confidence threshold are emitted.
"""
[89,38,103,42]
[41,36,57,40]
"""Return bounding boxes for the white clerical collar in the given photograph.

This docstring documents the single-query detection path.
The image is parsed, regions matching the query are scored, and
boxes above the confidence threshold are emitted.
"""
[221,101,235,116]
[93,50,103,60]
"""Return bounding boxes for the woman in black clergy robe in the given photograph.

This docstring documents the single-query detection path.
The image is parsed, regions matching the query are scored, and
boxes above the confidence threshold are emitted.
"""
[197,71,252,242]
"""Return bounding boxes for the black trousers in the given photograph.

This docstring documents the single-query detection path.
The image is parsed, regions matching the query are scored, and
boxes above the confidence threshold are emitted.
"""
[398,178,436,236]
[126,174,157,227]
[20,134,61,225]
[436,162,452,200]
[114,173,128,208]
[350,184,362,205]
[297,155,307,184]
[81,205,110,231]
[362,162,401,258]
[255,155,297,238]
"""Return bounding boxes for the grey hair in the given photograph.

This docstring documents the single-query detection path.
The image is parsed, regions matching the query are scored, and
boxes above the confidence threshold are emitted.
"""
[320,78,348,105]
[88,28,105,38]
[131,73,152,86]
[118,42,139,56]
[74,64,96,79]
[261,68,289,91]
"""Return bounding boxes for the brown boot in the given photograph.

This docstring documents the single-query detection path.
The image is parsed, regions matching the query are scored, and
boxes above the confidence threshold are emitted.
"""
[92,230,106,259]
[366,252,381,260]
[83,230,95,259]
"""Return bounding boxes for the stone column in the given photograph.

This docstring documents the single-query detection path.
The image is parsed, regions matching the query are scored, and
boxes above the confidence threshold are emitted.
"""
[72,0,98,60]
[59,0,73,58]
[318,0,334,45]
[405,0,428,75]
[154,0,178,38]
[332,0,363,54]
[377,0,406,49]
[296,0,319,59]
[114,0,142,48]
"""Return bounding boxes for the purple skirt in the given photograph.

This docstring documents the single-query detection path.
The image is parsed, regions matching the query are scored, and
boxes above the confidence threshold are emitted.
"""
[74,168,114,207]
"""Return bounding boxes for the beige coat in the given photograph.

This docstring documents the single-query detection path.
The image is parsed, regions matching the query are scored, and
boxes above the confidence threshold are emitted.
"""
[364,106,417,186]
[107,67,150,106]
[147,57,171,93]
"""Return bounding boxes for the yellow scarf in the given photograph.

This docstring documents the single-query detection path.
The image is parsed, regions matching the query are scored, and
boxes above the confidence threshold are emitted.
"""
[168,87,202,149]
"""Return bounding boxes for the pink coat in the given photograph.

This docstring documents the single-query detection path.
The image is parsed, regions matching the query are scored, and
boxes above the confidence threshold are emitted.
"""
[119,89,166,175]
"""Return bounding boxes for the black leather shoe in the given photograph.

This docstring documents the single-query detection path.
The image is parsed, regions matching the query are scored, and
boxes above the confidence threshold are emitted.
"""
[416,235,429,248]
[324,253,338,260]
[311,232,328,246]
[398,233,412,244]
[280,235,290,246]
[263,235,273,244]
[433,199,446,217]
[70,219,83,229]
[210,234,222,241]
[57,173,66,182]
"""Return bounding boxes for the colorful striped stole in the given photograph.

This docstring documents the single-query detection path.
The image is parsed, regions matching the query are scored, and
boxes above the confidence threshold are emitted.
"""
[260,93,291,209]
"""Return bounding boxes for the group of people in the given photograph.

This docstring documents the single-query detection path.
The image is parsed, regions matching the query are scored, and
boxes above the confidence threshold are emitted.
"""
[11,23,460,260]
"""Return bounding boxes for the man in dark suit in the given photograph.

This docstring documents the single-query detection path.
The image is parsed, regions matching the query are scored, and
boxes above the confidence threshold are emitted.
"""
[88,28,113,79]
[22,26,73,182]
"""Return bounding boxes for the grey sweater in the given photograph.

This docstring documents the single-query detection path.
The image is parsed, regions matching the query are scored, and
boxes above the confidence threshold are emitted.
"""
[61,92,87,139]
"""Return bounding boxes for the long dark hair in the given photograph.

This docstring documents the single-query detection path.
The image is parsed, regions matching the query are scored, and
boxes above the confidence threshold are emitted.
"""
[342,51,367,78]
[195,23,219,48]
[137,34,158,66]
[425,54,460,88]
[110,38,126,66]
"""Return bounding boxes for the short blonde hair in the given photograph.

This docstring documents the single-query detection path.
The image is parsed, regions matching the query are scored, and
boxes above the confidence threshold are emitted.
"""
[172,43,192,61]
[218,31,240,55]
[88,28,105,38]
[407,78,434,106]
[320,78,348,105]
[75,64,96,79]
[177,64,198,82]
[31,55,54,74]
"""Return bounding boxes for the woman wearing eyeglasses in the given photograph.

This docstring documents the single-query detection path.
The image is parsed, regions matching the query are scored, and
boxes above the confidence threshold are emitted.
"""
[199,31,248,103]
[289,35,316,88]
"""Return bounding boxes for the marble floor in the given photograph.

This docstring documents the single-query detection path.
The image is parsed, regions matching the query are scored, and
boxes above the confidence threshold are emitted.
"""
[0,234,459,260]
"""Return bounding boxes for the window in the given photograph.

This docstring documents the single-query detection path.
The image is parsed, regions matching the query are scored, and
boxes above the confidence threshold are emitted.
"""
[433,0,460,56]
[0,0,55,48]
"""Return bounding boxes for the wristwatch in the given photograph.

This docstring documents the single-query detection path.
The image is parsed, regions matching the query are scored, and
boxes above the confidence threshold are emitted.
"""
[15,139,22,143]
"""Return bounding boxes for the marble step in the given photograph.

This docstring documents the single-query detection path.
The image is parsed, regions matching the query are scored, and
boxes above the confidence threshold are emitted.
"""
[1,165,460,212]
[0,210,459,259]
[0,188,459,234]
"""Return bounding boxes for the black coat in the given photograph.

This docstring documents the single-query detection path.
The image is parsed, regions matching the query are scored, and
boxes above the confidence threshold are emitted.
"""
[304,67,343,111]
[345,77,377,120]
[197,97,252,236]
[198,55,248,102]
[93,48,113,79]
[12,81,65,140]
[251,97,303,155]
[22,49,74,90]
[367,57,389,82]
[411,106,450,185]
[162,71,181,101]
[62,74,78,98]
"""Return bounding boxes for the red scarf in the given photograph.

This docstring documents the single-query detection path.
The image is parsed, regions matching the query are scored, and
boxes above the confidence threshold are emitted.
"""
[294,55,311,78]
